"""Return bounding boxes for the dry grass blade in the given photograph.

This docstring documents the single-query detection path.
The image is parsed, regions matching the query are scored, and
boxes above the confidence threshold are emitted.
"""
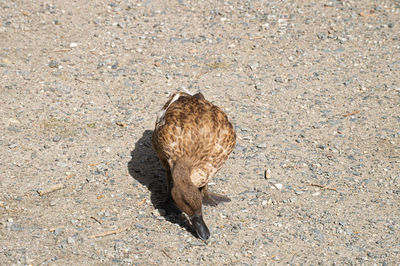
[51,49,72,52]
[308,183,337,191]
[37,183,65,196]
[162,249,172,259]
[88,226,130,239]
[342,110,360,117]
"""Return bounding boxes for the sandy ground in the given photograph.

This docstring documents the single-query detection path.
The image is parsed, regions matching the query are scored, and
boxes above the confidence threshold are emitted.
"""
[1,0,399,264]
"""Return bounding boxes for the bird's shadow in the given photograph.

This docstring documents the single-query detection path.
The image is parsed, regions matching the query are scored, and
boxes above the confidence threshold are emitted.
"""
[127,130,196,236]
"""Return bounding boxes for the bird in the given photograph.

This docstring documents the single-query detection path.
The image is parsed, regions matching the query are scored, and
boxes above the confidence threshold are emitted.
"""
[152,91,236,240]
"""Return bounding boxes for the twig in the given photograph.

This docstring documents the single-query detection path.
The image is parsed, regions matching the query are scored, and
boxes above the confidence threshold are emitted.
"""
[90,216,103,225]
[51,49,72,53]
[308,183,337,191]
[75,77,90,84]
[196,70,209,79]
[37,183,65,196]
[137,198,147,205]
[162,249,172,259]
[342,110,360,117]
[359,11,376,17]
[66,174,76,180]
[88,226,130,239]
[115,121,127,127]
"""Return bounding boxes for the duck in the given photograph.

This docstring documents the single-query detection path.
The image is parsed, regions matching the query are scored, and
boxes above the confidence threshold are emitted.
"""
[152,91,236,240]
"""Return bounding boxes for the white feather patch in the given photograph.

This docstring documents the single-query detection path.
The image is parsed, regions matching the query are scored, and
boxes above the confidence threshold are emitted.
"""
[157,93,182,125]
[181,87,194,95]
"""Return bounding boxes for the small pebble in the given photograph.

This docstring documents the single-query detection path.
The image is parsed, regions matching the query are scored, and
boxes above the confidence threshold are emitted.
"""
[152,209,166,216]
[257,143,267,148]
[48,60,59,68]
[10,223,23,232]
[264,168,271,179]
[248,61,259,70]
[53,228,63,236]
[8,143,17,149]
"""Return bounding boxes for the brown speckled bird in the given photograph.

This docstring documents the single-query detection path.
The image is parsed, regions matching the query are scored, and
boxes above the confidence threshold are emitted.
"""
[152,91,236,240]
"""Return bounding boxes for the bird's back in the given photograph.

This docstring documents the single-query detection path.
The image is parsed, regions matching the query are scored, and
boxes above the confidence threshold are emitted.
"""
[152,92,236,187]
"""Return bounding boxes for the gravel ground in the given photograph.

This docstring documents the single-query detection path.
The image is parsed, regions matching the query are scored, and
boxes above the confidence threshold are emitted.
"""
[1,0,399,264]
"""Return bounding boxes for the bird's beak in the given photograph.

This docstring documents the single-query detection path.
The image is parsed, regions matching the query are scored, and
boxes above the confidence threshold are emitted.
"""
[190,213,210,240]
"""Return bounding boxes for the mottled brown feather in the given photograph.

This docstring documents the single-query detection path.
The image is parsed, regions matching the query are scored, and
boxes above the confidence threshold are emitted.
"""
[152,92,236,188]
